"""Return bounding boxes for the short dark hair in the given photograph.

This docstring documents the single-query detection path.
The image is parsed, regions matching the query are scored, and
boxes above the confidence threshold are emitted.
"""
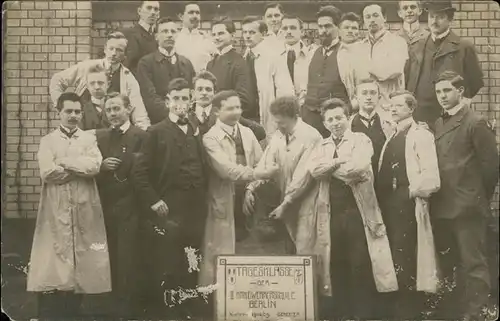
[105,92,131,109]
[356,78,380,93]
[389,90,418,110]
[156,17,176,29]
[264,2,284,14]
[434,70,465,89]
[167,78,190,94]
[281,14,304,29]
[317,5,342,26]
[269,96,300,119]
[211,16,236,34]
[56,92,81,112]
[212,90,239,110]
[107,31,127,42]
[340,12,362,27]
[320,98,351,119]
[363,3,387,18]
[193,70,217,90]
[242,16,268,35]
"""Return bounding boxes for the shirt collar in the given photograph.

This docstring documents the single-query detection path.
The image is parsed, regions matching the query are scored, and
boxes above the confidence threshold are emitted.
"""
[102,59,121,72]
[395,116,414,133]
[368,28,387,44]
[431,28,450,42]
[158,46,176,57]
[358,109,378,120]
[218,44,233,56]
[91,96,105,106]
[138,20,154,33]
[169,112,181,124]
[217,118,238,135]
[330,129,352,144]
[283,41,305,56]
[323,37,340,50]
[276,117,303,141]
[113,120,131,133]
[196,104,212,117]
[180,27,200,35]
[403,21,420,34]
[446,102,466,116]
[60,124,79,134]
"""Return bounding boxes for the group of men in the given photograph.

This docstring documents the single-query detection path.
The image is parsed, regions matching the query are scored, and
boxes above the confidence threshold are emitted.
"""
[25,1,498,321]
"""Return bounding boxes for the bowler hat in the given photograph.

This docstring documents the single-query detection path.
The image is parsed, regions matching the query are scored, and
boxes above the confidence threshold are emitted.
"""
[423,0,457,12]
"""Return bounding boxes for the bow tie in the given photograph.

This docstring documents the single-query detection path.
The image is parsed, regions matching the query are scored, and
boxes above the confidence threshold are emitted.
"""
[177,117,189,126]
[111,127,123,135]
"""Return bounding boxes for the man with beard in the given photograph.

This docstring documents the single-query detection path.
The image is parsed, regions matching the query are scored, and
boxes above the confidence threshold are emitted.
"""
[122,1,160,75]
[50,32,150,130]
[242,16,295,135]
[206,16,252,118]
[337,12,363,108]
[358,4,408,107]
[94,93,149,318]
[431,71,498,321]
[277,15,315,107]
[188,70,266,140]
[397,1,429,46]
[137,17,196,125]
[138,78,207,319]
[27,92,111,321]
[406,1,483,127]
[302,5,349,138]
[175,2,217,73]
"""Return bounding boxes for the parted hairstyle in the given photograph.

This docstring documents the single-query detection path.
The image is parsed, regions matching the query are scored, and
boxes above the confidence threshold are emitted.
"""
[320,98,351,119]
[264,2,284,14]
[106,31,128,44]
[269,96,300,119]
[156,17,177,28]
[389,90,418,110]
[356,78,381,94]
[241,15,268,34]
[105,92,131,109]
[211,16,236,34]
[434,70,466,89]
[167,78,190,94]
[212,90,240,109]
[317,5,342,26]
[193,70,217,90]
[281,14,304,29]
[56,92,82,112]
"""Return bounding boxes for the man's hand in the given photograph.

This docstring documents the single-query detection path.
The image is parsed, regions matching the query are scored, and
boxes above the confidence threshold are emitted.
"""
[101,157,122,171]
[269,203,287,220]
[151,200,169,217]
[243,190,255,217]
[254,164,279,180]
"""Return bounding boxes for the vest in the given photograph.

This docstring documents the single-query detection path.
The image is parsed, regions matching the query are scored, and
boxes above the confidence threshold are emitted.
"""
[305,45,349,111]
[172,126,205,190]
[351,113,386,177]
[377,127,411,197]
[108,66,121,94]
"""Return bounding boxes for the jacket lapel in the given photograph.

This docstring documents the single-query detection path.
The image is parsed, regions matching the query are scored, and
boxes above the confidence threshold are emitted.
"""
[239,125,254,166]
[435,106,468,140]
[434,31,460,60]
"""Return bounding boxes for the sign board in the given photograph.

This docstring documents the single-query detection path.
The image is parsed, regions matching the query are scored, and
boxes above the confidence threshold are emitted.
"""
[215,255,317,321]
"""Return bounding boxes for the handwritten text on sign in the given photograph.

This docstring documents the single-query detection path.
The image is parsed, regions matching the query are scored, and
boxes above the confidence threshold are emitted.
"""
[216,256,316,321]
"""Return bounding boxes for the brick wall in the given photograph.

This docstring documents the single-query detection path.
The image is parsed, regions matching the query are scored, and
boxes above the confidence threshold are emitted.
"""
[2,0,500,219]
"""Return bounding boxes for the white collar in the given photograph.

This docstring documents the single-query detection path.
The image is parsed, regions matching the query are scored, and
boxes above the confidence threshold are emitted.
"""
[358,109,377,120]
[158,47,176,57]
[169,112,183,124]
[445,102,465,116]
[113,120,131,133]
[217,118,238,135]
[248,40,265,57]
[403,21,420,34]
[60,124,78,134]
[323,37,340,50]
[196,104,212,118]
[368,28,387,43]
[181,27,201,35]
[339,41,358,50]
[91,96,105,106]
[330,129,351,144]
[395,116,414,133]
[218,45,233,56]
[102,59,121,72]
[276,117,302,140]
[284,41,303,56]
[431,28,450,42]
[138,20,154,33]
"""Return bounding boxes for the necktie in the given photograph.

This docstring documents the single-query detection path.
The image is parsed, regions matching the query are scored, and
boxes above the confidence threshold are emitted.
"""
[333,136,342,146]
[201,110,209,124]
[324,46,333,58]
[60,126,76,138]
[148,25,154,35]
[359,114,375,128]
[287,49,296,82]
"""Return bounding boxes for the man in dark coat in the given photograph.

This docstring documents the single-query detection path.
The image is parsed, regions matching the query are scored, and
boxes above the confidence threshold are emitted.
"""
[188,70,266,141]
[431,71,499,321]
[122,1,160,75]
[79,65,110,130]
[405,1,483,127]
[136,17,196,125]
[95,93,148,318]
[206,16,252,118]
[137,78,208,319]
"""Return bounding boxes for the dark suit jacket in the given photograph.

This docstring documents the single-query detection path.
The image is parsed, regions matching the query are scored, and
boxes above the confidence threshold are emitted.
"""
[138,117,208,208]
[79,90,109,131]
[136,51,196,125]
[206,48,253,117]
[122,24,158,75]
[431,106,499,219]
[406,31,484,100]
[95,125,149,207]
[187,103,267,141]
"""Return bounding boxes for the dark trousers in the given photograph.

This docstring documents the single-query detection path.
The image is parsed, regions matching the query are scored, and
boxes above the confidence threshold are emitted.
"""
[326,204,379,319]
[138,187,206,318]
[38,291,82,320]
[432,215,491,318]
[300,106,330,138]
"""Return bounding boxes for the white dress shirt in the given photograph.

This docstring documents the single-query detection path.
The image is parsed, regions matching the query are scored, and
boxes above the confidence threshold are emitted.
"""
[445,102,465,116]
[175,27,217,72]
[138,20,155,33]
[169,113,188,134]
[431,28,451,42]
[113,120,131,133]
[90,96,105,112]
[322,37,340,57]
[158,47,177,64]
[195,104,212,123]
[358,109,378,128]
